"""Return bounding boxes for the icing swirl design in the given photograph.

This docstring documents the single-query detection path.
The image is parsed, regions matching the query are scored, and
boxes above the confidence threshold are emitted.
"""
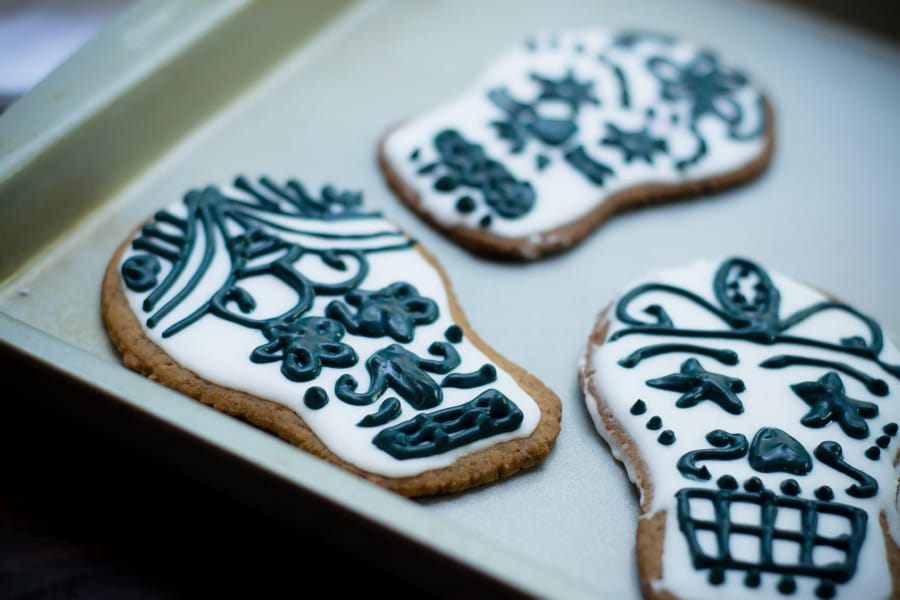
[117,176,542,478]
[382,28,770,254]
[582,257,900,599]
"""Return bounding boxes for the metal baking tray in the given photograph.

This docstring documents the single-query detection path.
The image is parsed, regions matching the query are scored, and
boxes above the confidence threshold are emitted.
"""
[1,0,897,597]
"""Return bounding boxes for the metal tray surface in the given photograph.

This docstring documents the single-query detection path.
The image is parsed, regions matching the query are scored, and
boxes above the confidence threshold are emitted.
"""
[1,0,898,597]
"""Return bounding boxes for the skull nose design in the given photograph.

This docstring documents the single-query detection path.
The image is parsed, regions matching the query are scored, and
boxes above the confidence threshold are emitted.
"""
[748,427,812,475]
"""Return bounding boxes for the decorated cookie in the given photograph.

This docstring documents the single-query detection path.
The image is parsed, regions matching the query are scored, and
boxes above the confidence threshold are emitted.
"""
[101,175,561,497]
[379,29,774,260]
[580,257,900,599]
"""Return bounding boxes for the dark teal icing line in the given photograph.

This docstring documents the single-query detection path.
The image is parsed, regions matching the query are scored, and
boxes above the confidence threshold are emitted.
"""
[729,96,768,141]
[677,430,748,481]
[147,191,218,330]
[233,210,404,240]
[611,63,630,108]
[372,389,523,459]
[618,344,738,368]
[357,398,402,428]
[674,125,708,171]
[761,355,889,396]
[609,257,899,379]
[441,364,497,389]
[564,145,614,185]
[233,175,382,220]
[814,441,878,499]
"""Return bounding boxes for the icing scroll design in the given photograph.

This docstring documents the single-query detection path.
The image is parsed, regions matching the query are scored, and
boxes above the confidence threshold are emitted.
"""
[121,176,410,338]
[610,257,899,381]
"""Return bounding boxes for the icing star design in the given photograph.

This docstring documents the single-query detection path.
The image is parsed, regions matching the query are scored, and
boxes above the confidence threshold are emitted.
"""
[791,371,879,439]
[645,358,745,414]
[600,123,668,164]
[530,71,599,111]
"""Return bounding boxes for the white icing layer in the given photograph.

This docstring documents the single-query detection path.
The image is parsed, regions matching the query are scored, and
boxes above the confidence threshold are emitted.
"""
[383,28,768,243]
[583,258,900,599]
[118,180,541,478]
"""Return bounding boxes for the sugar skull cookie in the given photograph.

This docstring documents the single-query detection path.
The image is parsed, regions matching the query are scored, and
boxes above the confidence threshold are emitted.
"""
[379,29,774,260]
[101,175,561,497]
[580,257,900,599]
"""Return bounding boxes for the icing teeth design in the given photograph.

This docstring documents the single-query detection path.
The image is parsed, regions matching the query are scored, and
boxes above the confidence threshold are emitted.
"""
[379,29,774,260]
[103,175,561,497]
[580,257,900,599]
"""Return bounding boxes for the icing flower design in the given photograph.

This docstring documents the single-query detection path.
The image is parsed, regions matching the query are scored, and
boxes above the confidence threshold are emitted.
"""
[647,51,748,127]
[326,282,439,343]
[251,317,357,382]
[232,175,372,219]
[600,123,669,164]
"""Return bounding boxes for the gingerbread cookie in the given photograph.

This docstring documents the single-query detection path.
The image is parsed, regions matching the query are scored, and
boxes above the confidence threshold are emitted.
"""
[101,175,561,497]
[379,29,774,260]
[580,257,900,599]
